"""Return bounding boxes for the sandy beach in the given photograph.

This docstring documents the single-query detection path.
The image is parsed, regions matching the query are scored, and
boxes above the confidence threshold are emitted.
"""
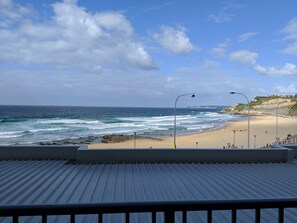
[88,115,297,149]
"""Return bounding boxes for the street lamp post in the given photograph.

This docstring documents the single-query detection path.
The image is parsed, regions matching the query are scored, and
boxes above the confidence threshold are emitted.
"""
[233,130,236,147]
[254,135,257,149]
[230,92,250,148]
[173,93,196,148]
[276,100,288,143]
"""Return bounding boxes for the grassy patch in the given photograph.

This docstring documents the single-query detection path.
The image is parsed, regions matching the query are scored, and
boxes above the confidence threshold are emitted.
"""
[249,96,275,107]
[289,100,297,115]
[234,103,246,111]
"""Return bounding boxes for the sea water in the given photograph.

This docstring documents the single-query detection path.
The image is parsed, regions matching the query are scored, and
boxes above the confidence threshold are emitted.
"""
[0,105,243,145]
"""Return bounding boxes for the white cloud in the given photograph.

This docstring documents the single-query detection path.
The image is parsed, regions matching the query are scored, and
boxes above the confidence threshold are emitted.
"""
[203,60,220,68]
[230,50,297,77]
[221,1,244,11]
[283,17,297,40]
[0,0,163,107]
[0,0,33,27]
[254,63,297,77]
[282,17,297,55]
[275,84,297,94]
[63,83,73,88]
[211,47,226,57]
[144,2,171,12]
[238,32,257,42]
[208,13,233,23]
[170,69,265,105]
[211,39,230,57]
[283,42,297,55]
[252,87,267,94]
[152,25,195,55]
[208,1,244,23]
[229,50,258,64]
[0,1,281,107]
[0,0,156,71]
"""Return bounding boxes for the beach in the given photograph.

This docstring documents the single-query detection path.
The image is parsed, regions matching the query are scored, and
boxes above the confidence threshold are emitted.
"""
[1,105,297,148]
[89,115,297,149]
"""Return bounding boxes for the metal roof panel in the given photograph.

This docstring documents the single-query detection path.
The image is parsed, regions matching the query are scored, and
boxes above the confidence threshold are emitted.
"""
[2,161,297,222]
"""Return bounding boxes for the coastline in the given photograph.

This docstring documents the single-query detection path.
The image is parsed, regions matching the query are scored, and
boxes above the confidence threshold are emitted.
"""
[88,115,297,149]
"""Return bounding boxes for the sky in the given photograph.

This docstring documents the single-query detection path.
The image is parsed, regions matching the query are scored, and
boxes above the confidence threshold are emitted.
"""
[0,0,297,107]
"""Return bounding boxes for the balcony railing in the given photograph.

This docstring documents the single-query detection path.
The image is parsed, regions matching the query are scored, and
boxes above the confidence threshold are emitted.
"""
[1,198,297,223]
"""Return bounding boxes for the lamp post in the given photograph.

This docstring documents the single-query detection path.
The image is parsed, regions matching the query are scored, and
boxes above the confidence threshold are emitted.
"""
[233,130,236,147]
[134,132,136,149]
[254,135,257,149]
[173,93,196,148]
[230,92,250,148]
[276,100,288,143]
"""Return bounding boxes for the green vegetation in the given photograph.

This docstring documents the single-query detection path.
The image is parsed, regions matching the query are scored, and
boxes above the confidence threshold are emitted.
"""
[234,103,246,111]
[249,96,277,107]
[234,96,277,111]
[228,95,297,116]
[289,100,297,115]
[236,96,293,110]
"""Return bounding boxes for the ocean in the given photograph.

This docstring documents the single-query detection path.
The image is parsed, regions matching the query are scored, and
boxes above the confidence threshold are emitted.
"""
[0,105,243,145]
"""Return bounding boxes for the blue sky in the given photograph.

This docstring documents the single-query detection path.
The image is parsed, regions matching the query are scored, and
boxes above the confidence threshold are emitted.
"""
[0,0,297,107]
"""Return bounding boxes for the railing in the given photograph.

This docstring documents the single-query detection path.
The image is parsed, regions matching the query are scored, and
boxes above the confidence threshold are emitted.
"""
[274,138,297,145]
[1,198,297,223]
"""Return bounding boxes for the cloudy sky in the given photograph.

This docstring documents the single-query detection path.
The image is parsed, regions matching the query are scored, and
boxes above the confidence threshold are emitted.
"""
[0,0,297,107]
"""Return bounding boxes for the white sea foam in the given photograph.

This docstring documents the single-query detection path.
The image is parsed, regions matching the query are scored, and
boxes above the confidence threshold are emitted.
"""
[150,127,168,131]
[96,113,238,136]
[0,131,24,135]
[39,119,102,125]
[94,129,136,135]
[28,127,68,133]
[187,124,215,130]
[119,115,191,122]
[87,122,145,130]
[0,134,22,139]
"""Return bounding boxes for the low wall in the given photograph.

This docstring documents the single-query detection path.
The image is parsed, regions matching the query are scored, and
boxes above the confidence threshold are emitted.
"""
[273,144,297,158]
[77,148,293,164]
[0,146,81,160]
[0,146,293,163]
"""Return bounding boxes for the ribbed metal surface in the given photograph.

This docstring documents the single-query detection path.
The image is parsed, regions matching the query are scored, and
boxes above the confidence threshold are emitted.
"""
[1,160,297,222]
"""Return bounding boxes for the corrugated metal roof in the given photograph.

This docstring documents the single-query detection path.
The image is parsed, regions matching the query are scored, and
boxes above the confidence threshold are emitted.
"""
[2,160,297,222]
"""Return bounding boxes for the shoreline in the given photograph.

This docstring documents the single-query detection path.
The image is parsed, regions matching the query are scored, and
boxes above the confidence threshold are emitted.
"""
[88,115,297,149]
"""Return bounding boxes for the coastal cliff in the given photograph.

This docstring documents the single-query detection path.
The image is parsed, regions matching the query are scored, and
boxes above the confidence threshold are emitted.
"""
[222,96,297,116]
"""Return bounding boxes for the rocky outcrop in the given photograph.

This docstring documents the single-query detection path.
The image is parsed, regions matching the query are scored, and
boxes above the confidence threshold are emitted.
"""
[101,134,162,143]
[36,134,162,145]
[101,134,132,143]
[38,136,100,145]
